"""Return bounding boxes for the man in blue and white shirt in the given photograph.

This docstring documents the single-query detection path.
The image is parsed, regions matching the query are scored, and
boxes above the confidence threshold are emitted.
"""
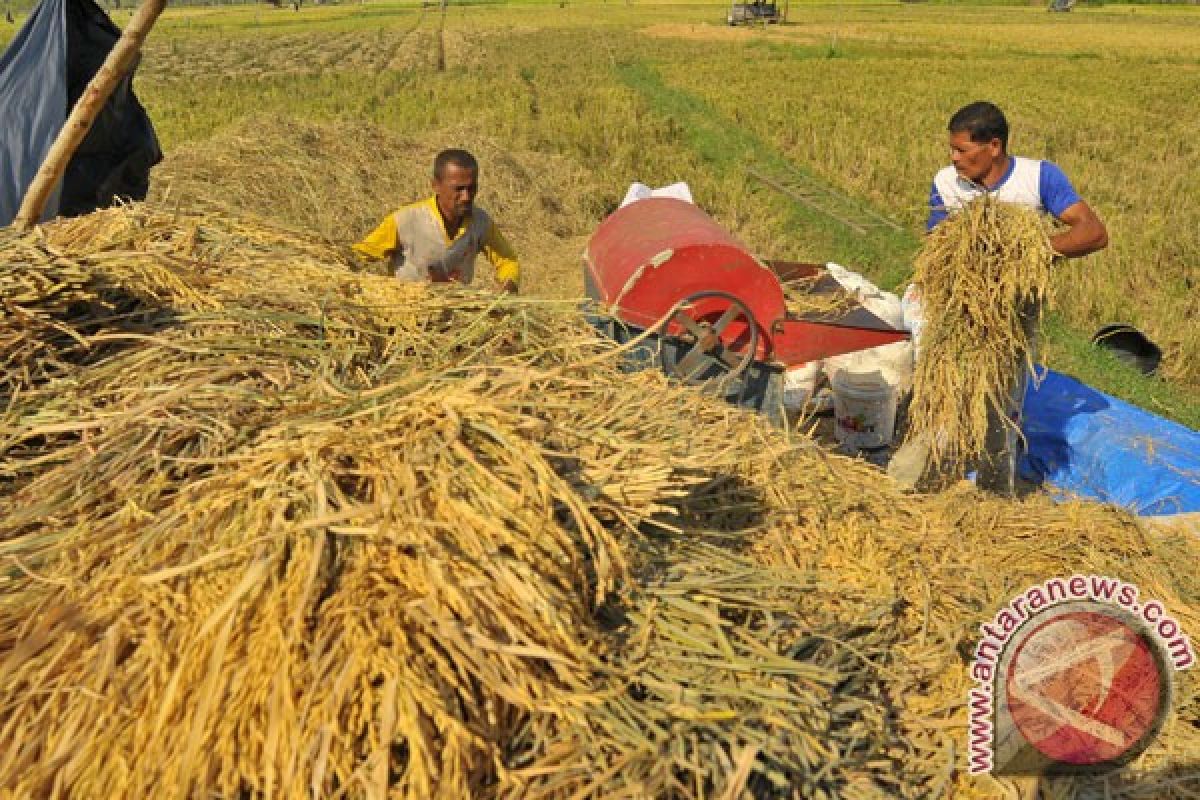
[892,101,1108,495]
[927,101,1107,257]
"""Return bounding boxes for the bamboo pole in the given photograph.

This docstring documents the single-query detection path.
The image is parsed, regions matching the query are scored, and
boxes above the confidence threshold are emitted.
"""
[13,0,166,231]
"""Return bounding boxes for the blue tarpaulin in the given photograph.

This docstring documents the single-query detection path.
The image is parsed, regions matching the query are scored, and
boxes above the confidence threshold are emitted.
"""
[1019,370,1200,516]
[0,0,66,225]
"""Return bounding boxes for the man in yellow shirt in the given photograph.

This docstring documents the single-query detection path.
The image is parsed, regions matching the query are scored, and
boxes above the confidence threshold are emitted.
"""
[354,149,520,293]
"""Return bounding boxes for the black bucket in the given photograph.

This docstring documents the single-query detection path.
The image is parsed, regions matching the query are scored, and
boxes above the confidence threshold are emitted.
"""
[1091,323,1162,376]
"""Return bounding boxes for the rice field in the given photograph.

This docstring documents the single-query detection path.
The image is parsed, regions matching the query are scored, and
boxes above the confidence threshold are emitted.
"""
[3,3,1200,797]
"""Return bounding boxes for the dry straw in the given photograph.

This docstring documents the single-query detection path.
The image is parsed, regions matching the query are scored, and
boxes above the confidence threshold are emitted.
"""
[1,204,1197,799]
[904,196,1057,479]
[780,274,857,321]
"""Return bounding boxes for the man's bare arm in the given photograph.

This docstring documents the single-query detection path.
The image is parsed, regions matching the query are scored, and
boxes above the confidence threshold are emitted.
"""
[1050,200,1108,258]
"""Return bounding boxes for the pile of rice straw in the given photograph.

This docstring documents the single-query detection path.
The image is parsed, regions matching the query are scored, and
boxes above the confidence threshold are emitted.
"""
[904,196,1058,481]
[1,204,1198,799]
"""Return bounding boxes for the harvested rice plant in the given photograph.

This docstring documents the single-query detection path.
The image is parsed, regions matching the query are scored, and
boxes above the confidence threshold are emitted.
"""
[905,198,1057,479]
[3,203,1199,798]
[2,1,1200,798]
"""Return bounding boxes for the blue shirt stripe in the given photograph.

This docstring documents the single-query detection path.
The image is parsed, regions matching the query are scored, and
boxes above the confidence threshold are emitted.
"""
[927,180,947,232]
[1038,161,1081,218]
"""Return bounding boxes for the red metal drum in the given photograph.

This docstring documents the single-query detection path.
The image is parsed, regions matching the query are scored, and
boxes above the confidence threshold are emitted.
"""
[584,198,785,361]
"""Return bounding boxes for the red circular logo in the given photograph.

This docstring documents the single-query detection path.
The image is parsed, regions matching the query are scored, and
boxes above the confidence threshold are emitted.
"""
[1005,609,1168,768]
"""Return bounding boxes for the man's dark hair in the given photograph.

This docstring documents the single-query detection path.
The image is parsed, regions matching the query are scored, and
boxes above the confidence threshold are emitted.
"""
[948,102,1009,150]
[433,149,478,179]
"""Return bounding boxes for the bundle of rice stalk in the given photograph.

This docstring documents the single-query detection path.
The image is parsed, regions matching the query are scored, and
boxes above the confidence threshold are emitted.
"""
[0,354,629,797]
[0,328,919,799]
[0,209,331,360]
[3,204,581,409]
[32,203,618,375]
[904,196,1057,479]
[503,538,911,799]
[34,204,402,324]
[0,232,100,398]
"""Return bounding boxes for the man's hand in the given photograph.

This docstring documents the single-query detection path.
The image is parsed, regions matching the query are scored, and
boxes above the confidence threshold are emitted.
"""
[501,280,518,295]
[1049,201,1108,258]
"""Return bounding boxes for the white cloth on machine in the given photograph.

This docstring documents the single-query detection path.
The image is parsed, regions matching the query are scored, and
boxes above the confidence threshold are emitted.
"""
[821,263,914,395]
[900,283,924,353]
[619,181,694,209]
[825,263,904,328]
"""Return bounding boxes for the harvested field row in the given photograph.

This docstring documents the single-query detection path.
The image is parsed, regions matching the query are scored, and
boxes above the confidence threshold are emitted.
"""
[139,23,485,83]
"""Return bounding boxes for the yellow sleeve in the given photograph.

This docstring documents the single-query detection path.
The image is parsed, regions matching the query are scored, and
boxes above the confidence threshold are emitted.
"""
[483,222,519,286]
[352,214,398,260]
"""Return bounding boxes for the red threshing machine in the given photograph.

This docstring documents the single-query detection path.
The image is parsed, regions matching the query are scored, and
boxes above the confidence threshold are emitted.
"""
[583,197,909,422]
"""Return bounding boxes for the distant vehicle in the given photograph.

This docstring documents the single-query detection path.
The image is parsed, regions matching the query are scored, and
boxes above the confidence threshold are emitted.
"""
[1048,0,1076,11]
[727,0,784,26]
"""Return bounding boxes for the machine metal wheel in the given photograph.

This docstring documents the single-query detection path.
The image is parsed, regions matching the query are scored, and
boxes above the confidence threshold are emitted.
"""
[660,291,760,383]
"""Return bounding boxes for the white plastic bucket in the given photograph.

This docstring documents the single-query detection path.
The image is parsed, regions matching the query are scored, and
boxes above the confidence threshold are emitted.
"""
[823,340,914,397]
[832,369,897,451]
